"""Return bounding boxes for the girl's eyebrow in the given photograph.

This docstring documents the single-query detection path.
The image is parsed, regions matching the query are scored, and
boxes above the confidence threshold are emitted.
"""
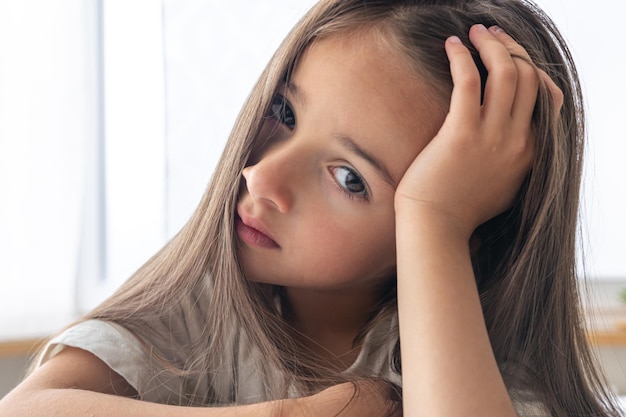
[286,79,395,188]
[285,80,307,106]
[335,134,395,188]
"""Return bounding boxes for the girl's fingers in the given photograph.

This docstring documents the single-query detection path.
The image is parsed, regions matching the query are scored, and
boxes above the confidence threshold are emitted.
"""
[445,24,563,140]
[487,26,539,128]
[444,35,482,126]
[468,24,518,125]
[487,26,564,119]
[540,69,564,111]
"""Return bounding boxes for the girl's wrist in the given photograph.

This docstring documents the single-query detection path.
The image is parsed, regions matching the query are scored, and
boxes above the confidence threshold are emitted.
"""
[395,198,474,244]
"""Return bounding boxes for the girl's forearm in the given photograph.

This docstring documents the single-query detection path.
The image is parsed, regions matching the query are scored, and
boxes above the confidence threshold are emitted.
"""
[0,387,290,417]
[0,348,291,417]
[395,205,517,417]
[0,343,395,417]
[0,379,392,417]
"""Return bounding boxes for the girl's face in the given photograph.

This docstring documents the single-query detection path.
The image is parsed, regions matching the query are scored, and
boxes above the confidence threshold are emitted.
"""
[236,31,445,292]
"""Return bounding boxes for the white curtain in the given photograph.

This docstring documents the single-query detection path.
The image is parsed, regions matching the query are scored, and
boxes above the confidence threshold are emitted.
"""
[0,0,95,338]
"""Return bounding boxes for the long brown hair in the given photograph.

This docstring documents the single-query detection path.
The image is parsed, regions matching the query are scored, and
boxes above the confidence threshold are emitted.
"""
[48,0,620,415]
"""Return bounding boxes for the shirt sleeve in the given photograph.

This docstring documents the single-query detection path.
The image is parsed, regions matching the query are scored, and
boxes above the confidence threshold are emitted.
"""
[37,319,192,404]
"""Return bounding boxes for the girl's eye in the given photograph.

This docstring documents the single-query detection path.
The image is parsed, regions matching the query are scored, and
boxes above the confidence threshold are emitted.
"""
[270,95,296,129]
[330,166,368,200]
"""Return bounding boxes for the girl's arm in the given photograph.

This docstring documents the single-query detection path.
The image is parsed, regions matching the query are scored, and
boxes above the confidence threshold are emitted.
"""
[0,347,278,417]
[0,346,395,416]
[395,25,561,417]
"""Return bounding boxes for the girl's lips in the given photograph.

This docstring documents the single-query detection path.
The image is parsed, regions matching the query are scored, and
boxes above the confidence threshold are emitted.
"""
[235,216,280,249]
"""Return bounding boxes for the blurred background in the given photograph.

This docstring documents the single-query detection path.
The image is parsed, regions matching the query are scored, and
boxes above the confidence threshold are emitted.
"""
[1,0,625,399]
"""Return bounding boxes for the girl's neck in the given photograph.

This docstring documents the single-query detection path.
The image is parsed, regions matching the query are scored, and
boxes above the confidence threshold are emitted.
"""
[281,286,380,369]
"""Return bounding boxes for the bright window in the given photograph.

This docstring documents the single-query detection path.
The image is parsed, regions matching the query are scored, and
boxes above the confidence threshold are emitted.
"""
[0,0,97,339]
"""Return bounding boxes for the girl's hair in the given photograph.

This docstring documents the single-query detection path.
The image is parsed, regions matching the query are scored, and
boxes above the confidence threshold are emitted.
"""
[47,0,620,415]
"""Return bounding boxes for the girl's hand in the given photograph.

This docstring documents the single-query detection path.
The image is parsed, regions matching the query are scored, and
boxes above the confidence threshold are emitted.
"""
[395,24,562,240]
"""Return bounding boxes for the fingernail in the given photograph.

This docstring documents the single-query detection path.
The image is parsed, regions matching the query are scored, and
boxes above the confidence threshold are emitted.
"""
[490,25,504,33]
[476,24,487,31]
[448,35,461,44]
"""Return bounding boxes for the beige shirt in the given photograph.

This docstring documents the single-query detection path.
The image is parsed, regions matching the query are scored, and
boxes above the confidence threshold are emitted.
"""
[39,312,548,415]
[39,313,400,405]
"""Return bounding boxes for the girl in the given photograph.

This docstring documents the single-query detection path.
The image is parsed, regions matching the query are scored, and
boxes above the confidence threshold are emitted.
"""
[0,0,621,416]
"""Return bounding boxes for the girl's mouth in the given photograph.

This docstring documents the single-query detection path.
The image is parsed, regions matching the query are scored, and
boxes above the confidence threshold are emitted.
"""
[235,216,280,249]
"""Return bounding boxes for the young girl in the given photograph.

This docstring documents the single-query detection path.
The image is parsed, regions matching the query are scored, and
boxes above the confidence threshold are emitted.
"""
[1,0,622,416]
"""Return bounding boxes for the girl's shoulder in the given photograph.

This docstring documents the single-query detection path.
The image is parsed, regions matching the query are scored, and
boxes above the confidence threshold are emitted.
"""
[37,281,233,405]
[38,319,204,404]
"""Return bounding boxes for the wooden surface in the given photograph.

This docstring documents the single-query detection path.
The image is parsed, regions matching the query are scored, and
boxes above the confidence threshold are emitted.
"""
[588,330,626,346]
[0,338,45,358]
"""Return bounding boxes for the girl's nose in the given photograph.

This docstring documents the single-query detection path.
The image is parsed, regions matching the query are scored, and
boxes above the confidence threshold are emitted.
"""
[241,152,296,213]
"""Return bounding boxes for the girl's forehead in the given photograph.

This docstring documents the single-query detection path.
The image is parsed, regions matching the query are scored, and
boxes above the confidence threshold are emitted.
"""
[295,29,440,106]
[305,29,403,67]
[297,32,420,92]
[288,32,447,186]
[295,31,444,121]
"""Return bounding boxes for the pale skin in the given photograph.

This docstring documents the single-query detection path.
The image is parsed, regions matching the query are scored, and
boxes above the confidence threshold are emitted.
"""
[0,24,563,417]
